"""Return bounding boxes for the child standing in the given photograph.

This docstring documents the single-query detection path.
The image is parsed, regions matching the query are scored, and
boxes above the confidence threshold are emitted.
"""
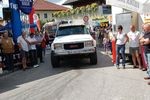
[103,33,110,54]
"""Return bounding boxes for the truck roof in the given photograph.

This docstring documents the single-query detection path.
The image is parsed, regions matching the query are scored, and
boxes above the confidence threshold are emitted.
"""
[59,20,85,28]
[59,24,85,28]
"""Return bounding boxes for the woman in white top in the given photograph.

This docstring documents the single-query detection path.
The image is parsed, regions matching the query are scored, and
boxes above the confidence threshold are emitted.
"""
[116,25,128,69]
[127,25,142,69]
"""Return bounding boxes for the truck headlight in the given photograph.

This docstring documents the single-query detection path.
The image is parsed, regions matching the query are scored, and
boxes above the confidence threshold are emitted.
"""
[54,43,63,50]
[85,41,94,47]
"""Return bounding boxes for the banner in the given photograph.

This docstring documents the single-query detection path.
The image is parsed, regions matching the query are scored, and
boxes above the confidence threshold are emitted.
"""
[106,0,142,13]
[9,0,22,43]
[33,14,41,32]
[141,4,150,14]
[17,0,33,14]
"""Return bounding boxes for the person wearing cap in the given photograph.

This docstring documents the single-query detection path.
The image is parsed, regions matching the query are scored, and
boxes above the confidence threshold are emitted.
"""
[1,31,14,71]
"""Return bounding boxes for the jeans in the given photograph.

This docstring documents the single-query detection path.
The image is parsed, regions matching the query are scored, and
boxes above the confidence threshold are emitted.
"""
[116,44,126,66]
[146,53,150,77]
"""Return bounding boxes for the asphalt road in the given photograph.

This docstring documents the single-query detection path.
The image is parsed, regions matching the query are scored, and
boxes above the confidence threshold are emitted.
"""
[0,49,150,100]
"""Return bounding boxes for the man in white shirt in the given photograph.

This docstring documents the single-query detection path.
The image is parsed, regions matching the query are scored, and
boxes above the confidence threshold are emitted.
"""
[17,31,29,71]
[128,25,142,69]
[27,33,39,68]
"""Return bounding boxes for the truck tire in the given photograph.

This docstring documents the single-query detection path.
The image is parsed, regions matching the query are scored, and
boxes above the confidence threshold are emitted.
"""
[90,52,97,65]
[51,52,60,68]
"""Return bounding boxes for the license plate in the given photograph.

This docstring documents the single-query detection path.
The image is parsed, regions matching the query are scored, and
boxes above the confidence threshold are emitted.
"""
[68,50,80,54]
[69,45,79,48]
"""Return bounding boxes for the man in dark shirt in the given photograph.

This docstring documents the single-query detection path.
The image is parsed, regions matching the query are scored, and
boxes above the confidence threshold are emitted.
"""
[140,24,150,85]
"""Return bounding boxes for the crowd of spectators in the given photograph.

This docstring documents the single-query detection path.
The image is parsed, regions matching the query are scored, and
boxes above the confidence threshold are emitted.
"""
[0,30,49,73]
[96,24,150,85]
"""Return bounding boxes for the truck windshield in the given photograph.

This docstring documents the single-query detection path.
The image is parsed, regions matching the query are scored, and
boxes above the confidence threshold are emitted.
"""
[56,26,89,37]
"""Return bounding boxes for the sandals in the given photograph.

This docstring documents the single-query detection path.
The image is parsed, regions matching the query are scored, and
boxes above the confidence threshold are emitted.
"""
[133,66,138,69]
[148,82,150,85]
[142,68,147,71]
[144,77,150,80]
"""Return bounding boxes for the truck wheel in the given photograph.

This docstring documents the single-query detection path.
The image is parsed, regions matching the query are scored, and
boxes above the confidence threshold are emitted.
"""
[90,52,97,65]
[51,52,60,68]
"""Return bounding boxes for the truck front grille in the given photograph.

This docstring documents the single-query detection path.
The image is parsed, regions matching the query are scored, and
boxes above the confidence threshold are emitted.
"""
[64,43,84,50]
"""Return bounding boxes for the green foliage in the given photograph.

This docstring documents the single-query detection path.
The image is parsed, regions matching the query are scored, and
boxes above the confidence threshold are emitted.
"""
[40,20,47,27]
[52,3,99,18]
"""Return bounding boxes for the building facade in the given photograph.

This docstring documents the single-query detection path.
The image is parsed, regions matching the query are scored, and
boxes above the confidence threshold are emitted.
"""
[33,0,68,21]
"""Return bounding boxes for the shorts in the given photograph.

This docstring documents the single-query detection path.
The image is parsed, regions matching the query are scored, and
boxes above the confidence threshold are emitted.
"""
[20,50,28,58]
[129,47,139,54]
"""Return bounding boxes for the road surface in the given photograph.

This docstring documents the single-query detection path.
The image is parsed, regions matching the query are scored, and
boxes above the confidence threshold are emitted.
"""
[0,49,150,100]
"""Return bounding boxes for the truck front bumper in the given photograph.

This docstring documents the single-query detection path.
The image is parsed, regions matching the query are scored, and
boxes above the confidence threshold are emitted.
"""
[53,47,96,56]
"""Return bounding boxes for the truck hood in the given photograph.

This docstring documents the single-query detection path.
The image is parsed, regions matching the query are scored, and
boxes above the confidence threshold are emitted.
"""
[53,34,93,43]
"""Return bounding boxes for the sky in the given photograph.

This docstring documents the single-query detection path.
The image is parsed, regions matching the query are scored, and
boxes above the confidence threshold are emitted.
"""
[0,0,67,18]
[48,0,67,5]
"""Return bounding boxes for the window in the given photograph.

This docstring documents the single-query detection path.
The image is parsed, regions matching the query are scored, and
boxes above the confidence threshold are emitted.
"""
[102,5,112,15]
[37,13,40,18]
[44,13,47,18]
[57,26,89,37]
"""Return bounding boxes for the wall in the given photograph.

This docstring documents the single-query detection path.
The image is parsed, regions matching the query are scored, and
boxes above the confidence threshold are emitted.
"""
[35,10,55,21]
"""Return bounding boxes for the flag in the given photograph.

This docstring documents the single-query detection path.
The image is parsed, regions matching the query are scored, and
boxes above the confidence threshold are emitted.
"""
[29,8,35,33]
[9,0,22,43]
[33,14,41,32]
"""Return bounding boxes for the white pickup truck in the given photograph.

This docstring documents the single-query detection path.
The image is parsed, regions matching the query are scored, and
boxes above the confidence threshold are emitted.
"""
[51,21,97,67]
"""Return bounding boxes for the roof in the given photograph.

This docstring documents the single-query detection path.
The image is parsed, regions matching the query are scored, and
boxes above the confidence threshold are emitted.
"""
[63,0,79,5]
[33,0,69,11]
